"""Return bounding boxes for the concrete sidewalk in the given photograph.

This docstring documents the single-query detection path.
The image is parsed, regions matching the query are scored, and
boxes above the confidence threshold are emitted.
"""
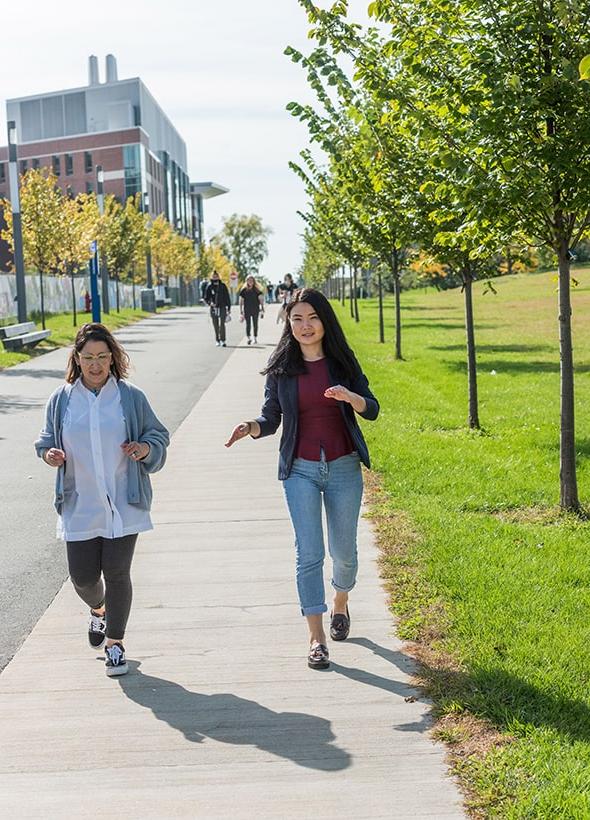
[0,312,465,819]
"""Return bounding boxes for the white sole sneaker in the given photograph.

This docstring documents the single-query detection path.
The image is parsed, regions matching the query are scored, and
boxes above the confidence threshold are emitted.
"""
[106,662,129,677]
[105,643,128,677]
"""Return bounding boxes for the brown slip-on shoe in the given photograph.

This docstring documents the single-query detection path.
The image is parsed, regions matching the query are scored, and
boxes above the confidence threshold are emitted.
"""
[308,642,330,669]
[330,607,350,641]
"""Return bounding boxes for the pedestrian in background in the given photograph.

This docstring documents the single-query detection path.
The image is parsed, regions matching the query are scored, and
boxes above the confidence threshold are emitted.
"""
[276,273,297,324]
[225,289,379,670]
[239,275,265,345]
[35,323,169,677]
[205,270,232,347]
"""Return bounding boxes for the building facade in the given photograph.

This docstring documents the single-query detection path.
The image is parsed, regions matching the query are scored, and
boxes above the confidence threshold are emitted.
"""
[0,55,192,237]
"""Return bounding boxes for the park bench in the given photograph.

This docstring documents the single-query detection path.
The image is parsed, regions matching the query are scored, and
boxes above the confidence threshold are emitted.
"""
[0,321,52,351]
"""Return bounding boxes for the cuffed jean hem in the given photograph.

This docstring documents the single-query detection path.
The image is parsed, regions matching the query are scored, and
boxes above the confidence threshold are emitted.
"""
[301,603,329,617]
[331,579,356,593]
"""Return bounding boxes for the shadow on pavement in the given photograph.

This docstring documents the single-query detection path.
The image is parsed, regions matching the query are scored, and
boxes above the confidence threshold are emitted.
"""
[0,368,65,380]
[0,396,45,414]
[118,661,351,771]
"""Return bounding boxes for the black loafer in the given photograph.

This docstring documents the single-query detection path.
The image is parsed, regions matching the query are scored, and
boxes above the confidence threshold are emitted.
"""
[308,643,330,669]
[330,608,350,641]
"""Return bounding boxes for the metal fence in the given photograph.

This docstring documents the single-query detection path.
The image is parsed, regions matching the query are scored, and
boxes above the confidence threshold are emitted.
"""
[0,273,138,320]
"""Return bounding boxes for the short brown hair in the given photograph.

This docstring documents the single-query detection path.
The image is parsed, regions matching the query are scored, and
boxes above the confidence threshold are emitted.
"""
[65,323,130,383]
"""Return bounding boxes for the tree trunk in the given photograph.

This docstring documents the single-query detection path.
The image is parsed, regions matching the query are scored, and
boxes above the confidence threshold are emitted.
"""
[392,248,402,360]
[506,247,513,276]
[341,266,346,306]
[349,265,354,318]
[70,266,77,327]
[462,270,480,429]
[353,266,360,322]
[116,275,120,312]
[557,237,580,512]
[378,270,384,343]
[39,269,46,330]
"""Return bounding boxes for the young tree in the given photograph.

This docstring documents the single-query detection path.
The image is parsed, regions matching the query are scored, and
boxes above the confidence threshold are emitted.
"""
[100,195,145,311]
[58,193,100,325]
[196,242,233,283]
[213,214,272,279]
[0,168,64,328]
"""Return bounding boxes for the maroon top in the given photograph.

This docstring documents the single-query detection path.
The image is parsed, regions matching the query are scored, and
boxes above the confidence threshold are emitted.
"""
[296,358,354,462]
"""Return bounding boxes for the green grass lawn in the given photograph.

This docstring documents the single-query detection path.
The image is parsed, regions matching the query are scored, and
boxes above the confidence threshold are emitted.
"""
[337,270,590,818]
[0,308,152,370]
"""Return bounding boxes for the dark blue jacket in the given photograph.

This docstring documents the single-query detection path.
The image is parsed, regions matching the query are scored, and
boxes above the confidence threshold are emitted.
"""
[255,357,379,480]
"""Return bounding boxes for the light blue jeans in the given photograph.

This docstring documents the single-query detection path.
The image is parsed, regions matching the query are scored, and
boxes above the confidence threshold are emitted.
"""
[283,452,363,616]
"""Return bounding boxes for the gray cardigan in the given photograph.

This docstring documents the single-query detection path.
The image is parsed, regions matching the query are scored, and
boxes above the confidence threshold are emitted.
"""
[35,379,170,514]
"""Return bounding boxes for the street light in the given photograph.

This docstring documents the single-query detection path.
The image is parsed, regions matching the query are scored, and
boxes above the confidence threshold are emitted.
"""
[6,121,27,323]
[138,191,155,312]
[95,164,109,314]
[143,191,153,289]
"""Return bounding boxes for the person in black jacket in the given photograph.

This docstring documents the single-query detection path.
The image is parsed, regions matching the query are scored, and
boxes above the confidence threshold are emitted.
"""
[225,288,379,670]
[205,271,232,347]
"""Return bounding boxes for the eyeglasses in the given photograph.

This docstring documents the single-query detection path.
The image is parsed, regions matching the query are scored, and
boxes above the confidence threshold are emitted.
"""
[78,352,112,364]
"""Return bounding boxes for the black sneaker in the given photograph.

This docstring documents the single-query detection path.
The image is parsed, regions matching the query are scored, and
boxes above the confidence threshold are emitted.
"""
[105,642,128,677]
[88,609,106,650]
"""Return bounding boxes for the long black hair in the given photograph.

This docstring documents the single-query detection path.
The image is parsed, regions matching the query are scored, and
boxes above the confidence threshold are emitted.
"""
[262,288,360,379]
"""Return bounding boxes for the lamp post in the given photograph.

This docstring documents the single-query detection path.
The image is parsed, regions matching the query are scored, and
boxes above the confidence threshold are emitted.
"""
[95,165,109,314]
[143,191,153,289]
[6,121,27,323]
[140,191,155,311]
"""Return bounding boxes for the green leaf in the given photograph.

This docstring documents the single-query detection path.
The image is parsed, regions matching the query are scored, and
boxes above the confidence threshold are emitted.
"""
[579,55,590,80]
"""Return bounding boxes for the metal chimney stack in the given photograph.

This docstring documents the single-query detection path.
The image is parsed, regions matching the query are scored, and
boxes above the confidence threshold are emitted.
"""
[105,54,118,83]
[88,55,100,86]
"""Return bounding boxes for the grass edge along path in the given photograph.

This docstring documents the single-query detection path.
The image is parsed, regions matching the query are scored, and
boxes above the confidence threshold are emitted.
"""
[0,308,152,370]
[335,273,590,819]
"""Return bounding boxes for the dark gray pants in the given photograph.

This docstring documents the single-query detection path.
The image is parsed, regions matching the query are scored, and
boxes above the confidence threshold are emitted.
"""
[211,307,227,342]
[66,534,138,640]
[245,311,259,338]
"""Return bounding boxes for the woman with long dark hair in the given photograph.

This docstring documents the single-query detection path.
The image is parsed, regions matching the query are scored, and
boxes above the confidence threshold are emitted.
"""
[239,275,265,344]
[35,323,169,677]
[226,289,379,669]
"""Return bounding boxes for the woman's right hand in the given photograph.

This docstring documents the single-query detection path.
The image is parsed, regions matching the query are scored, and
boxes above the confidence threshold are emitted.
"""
[44,448,66,467]
[225,423,251,448]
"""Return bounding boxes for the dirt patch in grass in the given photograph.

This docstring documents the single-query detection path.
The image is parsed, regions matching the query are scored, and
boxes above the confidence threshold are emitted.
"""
[364,470,513,816]
[479,504,590,526]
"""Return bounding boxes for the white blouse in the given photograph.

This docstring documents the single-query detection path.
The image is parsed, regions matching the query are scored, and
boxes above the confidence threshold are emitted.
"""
[57,376,153,542]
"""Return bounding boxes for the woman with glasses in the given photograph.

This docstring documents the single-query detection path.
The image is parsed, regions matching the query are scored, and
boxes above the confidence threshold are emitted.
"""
[225,289,379,670]
[35,323,169,677]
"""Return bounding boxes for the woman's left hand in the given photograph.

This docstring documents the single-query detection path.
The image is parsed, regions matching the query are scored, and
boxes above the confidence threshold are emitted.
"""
[324,385,352,403]
[121,441,150,461]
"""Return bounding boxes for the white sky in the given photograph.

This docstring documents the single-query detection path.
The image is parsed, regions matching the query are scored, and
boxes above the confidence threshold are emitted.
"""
[0,0,373,282]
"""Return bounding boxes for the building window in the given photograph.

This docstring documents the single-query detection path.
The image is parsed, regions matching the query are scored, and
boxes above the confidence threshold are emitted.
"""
[20,159,28,174]
[52,155,61,176]
[86,181,93,194]
[123,144,142,202]
[84,152,92,174]
[32,158,40,170]
[0,163,5,183]
[65,154,74,176]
